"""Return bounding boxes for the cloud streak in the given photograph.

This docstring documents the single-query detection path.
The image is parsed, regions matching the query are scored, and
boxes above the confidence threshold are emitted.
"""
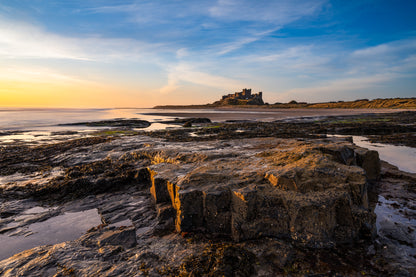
[0,17,164,62]
[209,0,326,24]
[0,65,98,85]
[160,63,245,94]
[274,73,400,103]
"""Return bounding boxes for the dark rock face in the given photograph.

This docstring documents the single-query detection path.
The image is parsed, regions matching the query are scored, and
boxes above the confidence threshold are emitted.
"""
[61,119,151,128]
[319,144,381,182]
[355,148,381,181]
[160,117,212,125]
[97,227,137,249]
[145,137,378,247]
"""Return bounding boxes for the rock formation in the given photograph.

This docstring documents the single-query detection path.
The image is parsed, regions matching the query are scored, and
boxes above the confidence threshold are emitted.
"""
[2,126,415,275]
[144,137,379,247]
[0,135,379,249]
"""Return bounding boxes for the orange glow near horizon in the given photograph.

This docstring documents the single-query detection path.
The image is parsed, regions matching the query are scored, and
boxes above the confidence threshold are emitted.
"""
[0,80,156,108]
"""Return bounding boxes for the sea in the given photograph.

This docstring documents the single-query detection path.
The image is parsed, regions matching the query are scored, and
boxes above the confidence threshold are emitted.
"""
[0,107,179,131]
[0,107,184,144]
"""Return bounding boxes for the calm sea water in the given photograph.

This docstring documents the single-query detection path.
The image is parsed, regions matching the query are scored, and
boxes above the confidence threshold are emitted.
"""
[0,108,183,144]
[0,108,175,131]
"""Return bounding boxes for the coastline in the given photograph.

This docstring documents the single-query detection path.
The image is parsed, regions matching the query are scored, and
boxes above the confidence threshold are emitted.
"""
[153,97,416,110]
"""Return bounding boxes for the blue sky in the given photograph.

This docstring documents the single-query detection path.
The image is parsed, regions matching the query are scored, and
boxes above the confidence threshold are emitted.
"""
[0,0,415,107]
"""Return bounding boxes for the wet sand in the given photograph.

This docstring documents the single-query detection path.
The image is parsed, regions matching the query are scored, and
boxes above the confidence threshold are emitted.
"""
[145,108,410,121]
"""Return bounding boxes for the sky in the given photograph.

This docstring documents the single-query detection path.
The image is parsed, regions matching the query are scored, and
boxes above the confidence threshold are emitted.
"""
[0,0,415,108]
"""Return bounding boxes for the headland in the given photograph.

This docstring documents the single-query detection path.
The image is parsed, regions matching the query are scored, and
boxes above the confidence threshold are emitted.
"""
[154,88,416,109]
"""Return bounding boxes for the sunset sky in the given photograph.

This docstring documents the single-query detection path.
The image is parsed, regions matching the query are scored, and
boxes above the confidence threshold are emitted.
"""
[1,0,415,108]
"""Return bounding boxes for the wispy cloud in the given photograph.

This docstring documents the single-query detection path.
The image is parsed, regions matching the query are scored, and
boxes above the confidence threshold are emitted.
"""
[83,1,210,25]
[216,37,261,56]
[84,0,327,57]
[279,73,398,101]
[0,17,165,62]
[248,45,331,72]
[270,38,416,101]
[0,19,89,60]
[214,28,280,55]
[347,39,416,77]
[209,0,326,24]
[160,63,245,94]
[0,65,96,84]
[351,39,416,58]
[204,0,327,55]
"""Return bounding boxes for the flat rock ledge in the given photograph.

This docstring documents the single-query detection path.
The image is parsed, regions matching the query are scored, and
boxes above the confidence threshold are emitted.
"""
[142,137,380,247]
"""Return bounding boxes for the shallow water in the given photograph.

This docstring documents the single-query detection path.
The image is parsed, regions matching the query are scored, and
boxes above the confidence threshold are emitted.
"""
[0,108,178,132]
[375,195,416,264]
[0,208,102,260]
[375,196,416,234]
[0,108,184,145]
[352,136,416,173]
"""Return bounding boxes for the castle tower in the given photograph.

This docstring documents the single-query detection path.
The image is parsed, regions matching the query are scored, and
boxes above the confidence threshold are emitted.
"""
[242,88,252,99]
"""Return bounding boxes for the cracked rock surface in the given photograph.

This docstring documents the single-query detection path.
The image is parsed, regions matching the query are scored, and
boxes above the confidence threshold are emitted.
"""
[0,132,414,276]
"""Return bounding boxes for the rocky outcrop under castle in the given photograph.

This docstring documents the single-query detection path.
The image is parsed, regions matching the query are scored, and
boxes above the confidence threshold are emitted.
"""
[213,88,264,106]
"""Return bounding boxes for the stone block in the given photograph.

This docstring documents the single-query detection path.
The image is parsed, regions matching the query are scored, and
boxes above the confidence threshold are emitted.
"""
[231,185,258,241]
[174,189,204,232]
[149,169,170,204]
[355,148,381,181]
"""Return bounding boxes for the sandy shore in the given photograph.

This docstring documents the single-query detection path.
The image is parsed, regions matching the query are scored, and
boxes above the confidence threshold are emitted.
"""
[146,108,410,122]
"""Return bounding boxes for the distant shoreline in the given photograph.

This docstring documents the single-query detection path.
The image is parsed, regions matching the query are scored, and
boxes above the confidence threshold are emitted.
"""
[153,97,416,110]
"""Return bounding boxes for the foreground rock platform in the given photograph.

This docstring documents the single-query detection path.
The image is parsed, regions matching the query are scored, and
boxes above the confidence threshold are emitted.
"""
[144,137,379,247]
[2,131,415,276]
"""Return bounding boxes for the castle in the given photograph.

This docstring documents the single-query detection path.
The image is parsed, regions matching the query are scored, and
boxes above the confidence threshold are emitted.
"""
[218,88,264,105]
